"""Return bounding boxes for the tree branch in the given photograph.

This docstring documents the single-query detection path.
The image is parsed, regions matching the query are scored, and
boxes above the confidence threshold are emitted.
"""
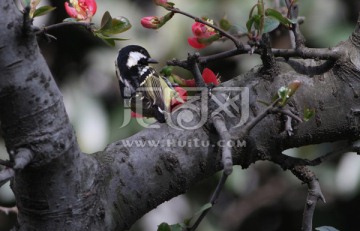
[291,166,325,231]
[169,8,244,49]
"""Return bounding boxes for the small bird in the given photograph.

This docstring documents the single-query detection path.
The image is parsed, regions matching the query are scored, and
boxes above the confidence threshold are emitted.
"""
[115,45,182,123]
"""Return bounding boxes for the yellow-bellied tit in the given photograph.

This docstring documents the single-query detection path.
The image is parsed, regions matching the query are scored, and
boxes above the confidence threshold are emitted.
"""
[115,45,183,123]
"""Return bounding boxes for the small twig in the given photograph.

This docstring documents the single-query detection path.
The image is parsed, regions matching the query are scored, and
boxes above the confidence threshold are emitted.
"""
[188,173,229,231]
[277,58,336,76]
[0,159,13,168]
[270,108,303,123]
[186,115,233,231]
[292,24,306,49]
[0,148,34,188]
[198,47,251,64]
[35,22,94,36]
[231,98,282,139]
[190,56,206,88]
[22,6,33,36]
[13,148,34,170]
[169,46,341,69]
[212,115,233,175]
[284,115,294,136]
[291,166,325,231]
[0,168,15,188]
[259,33,279,78]
[169,8,243,49]
[167,58,190,69]
[285,0,299,19]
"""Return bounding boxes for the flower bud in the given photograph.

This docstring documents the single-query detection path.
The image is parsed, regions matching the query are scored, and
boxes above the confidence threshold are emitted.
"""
[141,16,161,29]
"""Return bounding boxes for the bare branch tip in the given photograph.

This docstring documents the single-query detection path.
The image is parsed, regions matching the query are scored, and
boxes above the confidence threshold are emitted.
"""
[13,148,34,170]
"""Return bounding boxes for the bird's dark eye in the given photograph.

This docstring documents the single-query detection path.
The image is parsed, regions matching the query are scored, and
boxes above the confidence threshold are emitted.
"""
[138,59,147,65]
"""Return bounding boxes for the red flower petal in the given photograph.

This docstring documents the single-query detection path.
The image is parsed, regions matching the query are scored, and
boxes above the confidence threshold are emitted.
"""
[184,79,196,87]
[64,3,79,18]
[131,111,144,118]
[84,0,97,16]
[141,16,160,29]
[187,37,206,49]
[202,68,219,85]
[171,87,187,110]
[65,0,97,20]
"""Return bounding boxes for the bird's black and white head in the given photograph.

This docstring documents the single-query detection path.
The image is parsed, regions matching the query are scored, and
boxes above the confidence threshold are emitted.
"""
[115,45,158,98]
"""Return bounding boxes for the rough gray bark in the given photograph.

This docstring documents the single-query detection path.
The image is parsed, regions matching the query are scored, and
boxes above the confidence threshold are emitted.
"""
[0,0,359,230]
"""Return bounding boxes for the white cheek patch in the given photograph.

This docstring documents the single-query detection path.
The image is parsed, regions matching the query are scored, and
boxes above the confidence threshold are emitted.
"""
[127,51,146,68]
[139,66,149,76]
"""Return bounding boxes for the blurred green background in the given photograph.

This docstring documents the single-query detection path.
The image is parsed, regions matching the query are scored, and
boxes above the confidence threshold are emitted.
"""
[0,0,359,230]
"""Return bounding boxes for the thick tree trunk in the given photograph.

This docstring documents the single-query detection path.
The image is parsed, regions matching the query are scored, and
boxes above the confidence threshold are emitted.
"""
[0,0,359,230]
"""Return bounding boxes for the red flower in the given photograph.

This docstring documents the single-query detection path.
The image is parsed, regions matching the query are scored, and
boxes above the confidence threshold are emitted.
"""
[171,87,187,110]
[141,16,161,29]
[188,20,219,49]
[172,68,220,87]
[141,12,174,30]
[65,0,97,22]
[192,21,216,38]
[202,68,219,86]
[187,37,207,49]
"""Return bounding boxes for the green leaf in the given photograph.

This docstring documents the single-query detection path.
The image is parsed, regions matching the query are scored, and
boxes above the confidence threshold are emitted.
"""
[94,32,128,46]
[246,14,261,32]
[101,38,116,47]
[195,203,212,215]
[219,18,232,31]
[197,33,221,45]
[277,86,291,105]
[157,223,171,231]
[32,6,56,18]
[160,66,173,77]
[95,32,128,40]
[265,8,294,26]
[157,223,184,231]
[315,226,339,231]
[303,108,315,121]
[184,203,212,225]
[100,11,113,31]
[168,224,184,231]
[263,16,280,33]
[103,17,132,35]
[98,12,131,36]
[257,0,264,16]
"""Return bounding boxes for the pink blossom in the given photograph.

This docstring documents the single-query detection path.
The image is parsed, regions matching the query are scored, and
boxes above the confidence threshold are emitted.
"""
[65,0,97,21]
[141,16,160,29]
[188,21,218,49]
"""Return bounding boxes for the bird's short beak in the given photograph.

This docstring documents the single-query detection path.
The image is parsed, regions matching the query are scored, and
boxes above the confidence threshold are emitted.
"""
[147,58,159,64]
